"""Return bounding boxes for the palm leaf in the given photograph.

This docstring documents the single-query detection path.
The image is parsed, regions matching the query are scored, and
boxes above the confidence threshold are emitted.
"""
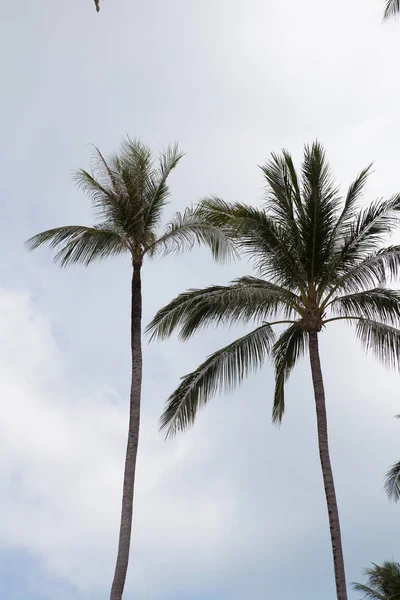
[226,203,306,289]
[195,196,240,230]
[351,582,386,600]
[331,165,373,250]
[329,246,400,295]
[142,143,184,231]
[300,142,341,283]
[384,0,400,20]
[271,323,307,423]
[25,224,127,267]
[146,276,299,342]
[337,194,400,270]
[384,461,400,502]
[74,168,118,222]
[260,151,302,229]
[147,208,236,262]
[331,289,400,327]
[160,323,275,437]
[353,562,400,600]
[355,319,400,371]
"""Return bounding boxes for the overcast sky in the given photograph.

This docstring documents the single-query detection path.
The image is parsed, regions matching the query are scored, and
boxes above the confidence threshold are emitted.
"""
[1,1,400,599]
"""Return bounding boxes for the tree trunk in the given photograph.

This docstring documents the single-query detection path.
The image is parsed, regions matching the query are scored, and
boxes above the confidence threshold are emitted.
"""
[110,264,142,600]
[308,331,348,600]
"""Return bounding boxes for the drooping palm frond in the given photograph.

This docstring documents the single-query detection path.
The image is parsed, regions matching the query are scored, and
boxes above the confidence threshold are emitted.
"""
[328,246,400,297]
[94,0,100,12]
[271,323,308,423]
[384,461,400,502]
[195,196,239,230]
[25,224,127,267]
[160,323,275,437]
[146,276,300,342]
[384,0,400,20]
[352,581,386,600]
[146,208,235,262]
[330,289,400,326]
[353,562,400,600]
[355,318,400,371]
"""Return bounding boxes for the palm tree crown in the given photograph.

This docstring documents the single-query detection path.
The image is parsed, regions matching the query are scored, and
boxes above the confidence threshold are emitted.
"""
[147,141,400,437]
[352,561,400,600]
[25,138,230,269]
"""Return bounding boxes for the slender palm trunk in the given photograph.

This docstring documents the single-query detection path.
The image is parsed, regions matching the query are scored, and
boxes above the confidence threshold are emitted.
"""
[308,331,347,600]
[110,264,142,600]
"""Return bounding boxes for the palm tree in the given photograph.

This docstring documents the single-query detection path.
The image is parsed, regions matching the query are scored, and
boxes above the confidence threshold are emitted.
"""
[385,415,400,501]
[384,0,400,19]
[147,142,400,600]
[25,137,232,600]
[352,561,400,599]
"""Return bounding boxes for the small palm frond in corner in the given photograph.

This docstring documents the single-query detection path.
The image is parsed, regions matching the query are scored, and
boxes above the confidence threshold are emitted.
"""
[384,0,400,20]
[385,461,400,502]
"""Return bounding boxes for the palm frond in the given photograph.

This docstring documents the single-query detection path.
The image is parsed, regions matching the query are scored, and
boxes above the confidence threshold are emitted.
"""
[74,168,117,222]
[146,276,299,342]
[271,324,307,423]
[384,461,400,502]
[330,246,400,295]
[335,194,400,274]
[142,143,184,231]
[332,165,373,245]
[112,137,154,237]
[214,202,305,289]
[94,0,100,11]
[351,582,386,600]
[331,289,400,326]
[384,0,400,20]
[160,324,275,437]
[195,196,240,230]
[25,224,127,267]
[316,165,374,297]
[300,141,341,284]
[260,151,302,229]
[147,208,236,262]
[353,562,400,600]
[355,319,400,371]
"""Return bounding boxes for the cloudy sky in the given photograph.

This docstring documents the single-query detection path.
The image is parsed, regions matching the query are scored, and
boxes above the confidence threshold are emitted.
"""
[1,0,400,598]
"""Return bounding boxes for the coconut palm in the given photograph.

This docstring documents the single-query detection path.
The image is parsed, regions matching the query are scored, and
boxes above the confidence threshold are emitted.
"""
[384,0,400,19]
[147,142,400,600]
[385,415,400,501]
[352,561,400,600]
[25,137,232,600]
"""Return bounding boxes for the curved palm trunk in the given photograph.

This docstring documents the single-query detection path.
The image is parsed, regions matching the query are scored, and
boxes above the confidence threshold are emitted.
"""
[110,264,142,600]
[308,331,347,600]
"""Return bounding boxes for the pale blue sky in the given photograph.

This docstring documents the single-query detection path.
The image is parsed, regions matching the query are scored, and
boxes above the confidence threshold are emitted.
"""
[1,1,400,599]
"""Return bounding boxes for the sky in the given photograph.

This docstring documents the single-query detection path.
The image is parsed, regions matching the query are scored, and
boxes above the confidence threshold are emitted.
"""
[1,0,400,598]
